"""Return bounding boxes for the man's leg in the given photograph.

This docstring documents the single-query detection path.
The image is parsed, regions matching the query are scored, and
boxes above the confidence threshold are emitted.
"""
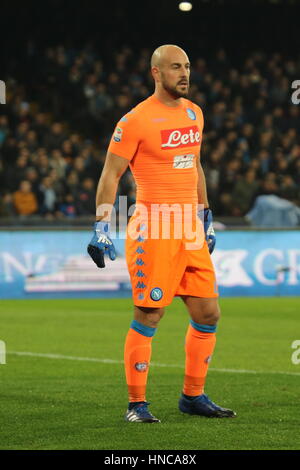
[179,296,236,417]
[182,296,219,397]
[124,306,164,422]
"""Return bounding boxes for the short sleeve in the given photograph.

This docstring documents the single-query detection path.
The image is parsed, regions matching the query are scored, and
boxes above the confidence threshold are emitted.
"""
[191,104,204,155]
[108,112,140,161]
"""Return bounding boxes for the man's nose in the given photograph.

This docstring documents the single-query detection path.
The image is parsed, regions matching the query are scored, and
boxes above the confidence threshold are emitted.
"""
[180,67,189,78]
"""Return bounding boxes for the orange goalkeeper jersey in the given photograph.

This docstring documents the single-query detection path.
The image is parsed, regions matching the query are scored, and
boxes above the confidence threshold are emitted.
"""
[108,94,204,206]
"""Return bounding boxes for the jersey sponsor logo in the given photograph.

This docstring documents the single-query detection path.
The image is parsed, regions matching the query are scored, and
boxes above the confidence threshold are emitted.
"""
[173,153,195,169]
[150,287,163,301]
[186,108,196,120]
[161,125,200,149]
[113,126,123,142]
[135,361,148,372]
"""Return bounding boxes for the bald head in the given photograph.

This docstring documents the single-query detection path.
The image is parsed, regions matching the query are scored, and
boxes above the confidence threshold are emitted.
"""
[151,44,190,99]
[151,44,189,69]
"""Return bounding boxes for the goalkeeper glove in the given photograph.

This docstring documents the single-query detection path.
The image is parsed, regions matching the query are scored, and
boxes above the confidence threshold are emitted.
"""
[87,221,116,268]
[198,208,216,254]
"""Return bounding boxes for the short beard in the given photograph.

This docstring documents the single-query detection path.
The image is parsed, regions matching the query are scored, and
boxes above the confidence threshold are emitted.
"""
[162,80,189,99]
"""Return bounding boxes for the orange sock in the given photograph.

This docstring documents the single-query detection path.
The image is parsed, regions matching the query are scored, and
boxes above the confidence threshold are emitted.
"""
[183,322,217,397]
[124,321,156,403]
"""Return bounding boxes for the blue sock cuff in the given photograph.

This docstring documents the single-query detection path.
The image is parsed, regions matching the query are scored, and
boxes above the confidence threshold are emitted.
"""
[190,320,217,333]
[130,320,157,337]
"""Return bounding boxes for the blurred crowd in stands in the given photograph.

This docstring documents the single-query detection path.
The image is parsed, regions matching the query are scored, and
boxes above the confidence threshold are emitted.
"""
[1,42,300,219]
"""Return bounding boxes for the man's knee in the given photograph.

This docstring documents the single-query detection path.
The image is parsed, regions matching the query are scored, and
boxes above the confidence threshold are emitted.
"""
[134,306,164,329]
[202,302,221,325]
[183,297,221,325]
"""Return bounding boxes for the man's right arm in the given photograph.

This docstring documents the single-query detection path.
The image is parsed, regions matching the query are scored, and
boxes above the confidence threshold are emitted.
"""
[88,108,138,268]
[95,151,129,222]
[87,151,129,268]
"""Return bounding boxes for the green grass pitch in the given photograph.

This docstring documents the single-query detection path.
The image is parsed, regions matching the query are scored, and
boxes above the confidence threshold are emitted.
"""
[0,297,299,450]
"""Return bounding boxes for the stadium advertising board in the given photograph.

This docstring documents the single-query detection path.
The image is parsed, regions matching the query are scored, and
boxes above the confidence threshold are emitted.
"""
[0,230,299,299]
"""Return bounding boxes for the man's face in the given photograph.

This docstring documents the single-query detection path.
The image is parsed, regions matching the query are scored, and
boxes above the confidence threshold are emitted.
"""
[156,51,190,98]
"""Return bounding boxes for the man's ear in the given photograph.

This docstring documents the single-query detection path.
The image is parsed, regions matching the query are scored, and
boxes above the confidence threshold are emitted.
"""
[151,66,160,83]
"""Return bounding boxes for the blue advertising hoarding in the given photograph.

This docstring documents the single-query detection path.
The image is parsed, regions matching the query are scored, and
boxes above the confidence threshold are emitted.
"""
[0,230,299,299]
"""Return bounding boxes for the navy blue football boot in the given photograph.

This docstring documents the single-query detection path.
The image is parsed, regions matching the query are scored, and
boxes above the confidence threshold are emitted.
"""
[179,393,236,418]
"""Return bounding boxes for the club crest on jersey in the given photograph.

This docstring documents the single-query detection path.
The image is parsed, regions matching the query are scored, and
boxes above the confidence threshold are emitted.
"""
[113,126,123,142]
[186,108,196,120]
[161,126,200,149]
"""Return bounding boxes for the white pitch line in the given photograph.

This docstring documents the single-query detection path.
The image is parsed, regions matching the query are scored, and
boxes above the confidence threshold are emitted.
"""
[7,351,300,377]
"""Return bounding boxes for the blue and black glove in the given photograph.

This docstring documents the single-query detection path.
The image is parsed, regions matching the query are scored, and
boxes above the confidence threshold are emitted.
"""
[87,221,116,268]
[198,208,216,254]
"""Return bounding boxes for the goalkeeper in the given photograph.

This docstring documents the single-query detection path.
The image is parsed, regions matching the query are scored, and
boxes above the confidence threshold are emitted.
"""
[88,44,236,422]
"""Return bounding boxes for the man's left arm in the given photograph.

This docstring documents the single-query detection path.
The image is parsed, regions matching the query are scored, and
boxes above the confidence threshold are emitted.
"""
[196,156,216,254]
[196,156,209,209]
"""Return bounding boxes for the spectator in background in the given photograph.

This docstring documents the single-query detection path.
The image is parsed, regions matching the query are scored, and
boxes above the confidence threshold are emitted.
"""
[0,116,9,147]
[72,156,90,181]
[48,168,65,202]
[36,152,51,178]
[43,122,67,151]
[65,170,79,199]
[32,113,49,142]
[90,83,113,119]
[231,169,259,215]
[1,136,19,165]
[15,122,30,142]
[61,139,75,161]
[26,130,39,153]
[258,174,279,196]
[13,180,38,216]
[0,193,15,217]
[278,175,299,203]
[25,167,40,194]
[38,176,57,215]
[5,154,29,191]
[219,159,242,193]
[75,177,95,215]
[50,149,67,178]
[257,149,271,176]
[57,193,76,218]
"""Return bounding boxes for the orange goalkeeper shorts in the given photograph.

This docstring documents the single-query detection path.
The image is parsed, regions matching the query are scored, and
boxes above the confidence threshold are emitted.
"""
[125,208,219,308]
